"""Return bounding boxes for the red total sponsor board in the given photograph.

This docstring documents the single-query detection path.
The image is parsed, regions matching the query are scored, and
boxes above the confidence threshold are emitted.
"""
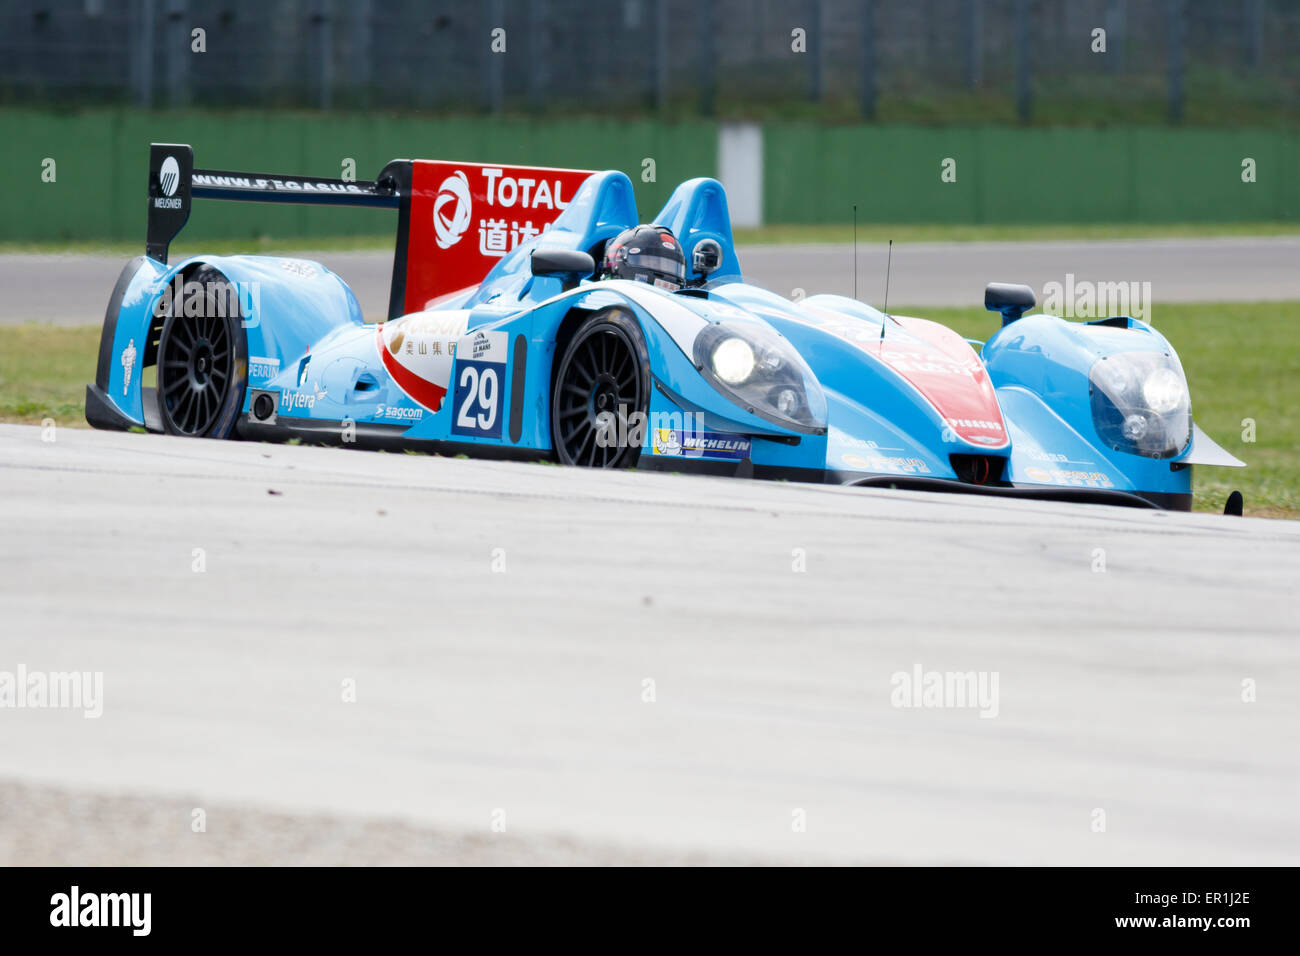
[401,160,596,314]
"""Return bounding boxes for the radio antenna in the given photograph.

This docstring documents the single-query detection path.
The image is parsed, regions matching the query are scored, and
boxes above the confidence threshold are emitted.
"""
[852,204,858,301]
[879,239,893,344]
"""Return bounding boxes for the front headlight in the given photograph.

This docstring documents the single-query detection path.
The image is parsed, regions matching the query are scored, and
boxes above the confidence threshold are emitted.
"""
[711,337,756,385]
[1089,351,1191,458]
[693,321,826,433]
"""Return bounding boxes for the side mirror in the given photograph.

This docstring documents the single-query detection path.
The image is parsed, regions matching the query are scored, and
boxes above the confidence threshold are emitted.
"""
[984,282,1036,325]
[531,248,595,291]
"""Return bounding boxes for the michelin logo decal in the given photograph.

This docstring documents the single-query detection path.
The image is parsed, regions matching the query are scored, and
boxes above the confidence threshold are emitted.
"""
[652,428,751,462]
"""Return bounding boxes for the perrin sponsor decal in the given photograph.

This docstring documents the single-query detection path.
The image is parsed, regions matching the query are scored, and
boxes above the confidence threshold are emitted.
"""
[249,355,280,380]
[652,428,751,462]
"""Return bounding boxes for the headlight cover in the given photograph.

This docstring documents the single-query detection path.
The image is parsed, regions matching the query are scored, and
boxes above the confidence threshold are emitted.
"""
[693,321,827,434]
[1089,351,1191,458]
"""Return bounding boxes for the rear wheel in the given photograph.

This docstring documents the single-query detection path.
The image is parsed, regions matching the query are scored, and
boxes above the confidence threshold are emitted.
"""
[551,308,649,467]
[156,266,247,438]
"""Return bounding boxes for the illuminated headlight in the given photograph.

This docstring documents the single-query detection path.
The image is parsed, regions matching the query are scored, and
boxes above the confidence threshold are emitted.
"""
[1089,351,1191,458]
[694,321,826,434]
[711,337,756,385]
[1141,367,1184,414]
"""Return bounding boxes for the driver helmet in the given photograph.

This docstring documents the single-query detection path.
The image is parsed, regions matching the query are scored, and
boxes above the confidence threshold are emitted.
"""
[602,224,686,291]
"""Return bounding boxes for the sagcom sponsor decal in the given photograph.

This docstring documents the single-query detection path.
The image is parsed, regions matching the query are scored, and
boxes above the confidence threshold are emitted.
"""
[434,171,472,249]
[50,886,151,936]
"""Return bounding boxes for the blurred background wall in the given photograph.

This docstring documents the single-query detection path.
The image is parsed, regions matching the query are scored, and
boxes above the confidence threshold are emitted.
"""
[1,0,1296,240]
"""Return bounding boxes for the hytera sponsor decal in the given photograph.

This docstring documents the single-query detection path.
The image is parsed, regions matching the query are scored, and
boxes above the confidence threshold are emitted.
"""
[119,338,137,396]
[0,664,103,718]
[374,404,423,423]
[153,155,183,209]
[1042,273,1152,321]
[652,428,751,461]
[842,452,931,474]
[50,886,150,937]
[434,171,472,249]
[890,663,999,719]
[451,330,509,439]
[280,387,322,412]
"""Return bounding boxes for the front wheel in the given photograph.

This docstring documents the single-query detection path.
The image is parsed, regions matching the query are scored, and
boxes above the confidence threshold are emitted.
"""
[156,265,248,438]
[550,308,650,468]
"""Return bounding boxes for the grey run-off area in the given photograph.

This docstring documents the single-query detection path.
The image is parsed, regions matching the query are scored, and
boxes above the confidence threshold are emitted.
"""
[3,236,1298,326]
[1,424,1297,864]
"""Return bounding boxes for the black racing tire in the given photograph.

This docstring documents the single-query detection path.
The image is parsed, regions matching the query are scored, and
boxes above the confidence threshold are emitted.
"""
[156,265,248,438]
[551,307,650,468]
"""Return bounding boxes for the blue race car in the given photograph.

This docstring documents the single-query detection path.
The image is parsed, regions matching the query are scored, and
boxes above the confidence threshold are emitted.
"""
[86,144,1244,511]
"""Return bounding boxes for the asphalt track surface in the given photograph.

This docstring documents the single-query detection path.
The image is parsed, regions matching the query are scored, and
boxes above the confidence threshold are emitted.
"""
[3,236,1298,325]
[2,424,1298,864]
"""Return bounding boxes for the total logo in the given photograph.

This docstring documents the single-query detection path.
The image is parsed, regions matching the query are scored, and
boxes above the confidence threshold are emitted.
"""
[433,171,472,249]
[433,167,574,250]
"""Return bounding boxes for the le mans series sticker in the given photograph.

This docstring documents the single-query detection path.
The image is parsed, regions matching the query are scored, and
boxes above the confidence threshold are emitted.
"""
[451,330,509,439]
[652,428,751,462]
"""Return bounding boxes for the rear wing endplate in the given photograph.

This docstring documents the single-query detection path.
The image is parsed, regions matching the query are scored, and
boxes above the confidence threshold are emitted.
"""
[146,143,412,318]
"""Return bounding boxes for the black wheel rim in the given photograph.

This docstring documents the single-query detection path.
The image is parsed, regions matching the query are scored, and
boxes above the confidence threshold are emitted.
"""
[160,304,233,436]
[556,325,642,467]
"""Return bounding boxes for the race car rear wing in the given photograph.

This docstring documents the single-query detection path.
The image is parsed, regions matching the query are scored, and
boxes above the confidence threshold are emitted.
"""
[145,143,594,320]
[146,143,409,318]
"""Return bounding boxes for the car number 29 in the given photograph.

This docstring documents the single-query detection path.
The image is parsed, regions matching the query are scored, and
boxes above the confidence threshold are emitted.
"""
[452,361,502,438]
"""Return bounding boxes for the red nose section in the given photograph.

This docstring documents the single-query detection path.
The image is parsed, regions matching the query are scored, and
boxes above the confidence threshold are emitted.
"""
[871,316,1008,448]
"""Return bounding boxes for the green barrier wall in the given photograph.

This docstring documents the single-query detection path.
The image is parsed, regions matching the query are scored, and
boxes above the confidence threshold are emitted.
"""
[764,124,1300,224]
[1,110,1295,241]
[0,111,716,242]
